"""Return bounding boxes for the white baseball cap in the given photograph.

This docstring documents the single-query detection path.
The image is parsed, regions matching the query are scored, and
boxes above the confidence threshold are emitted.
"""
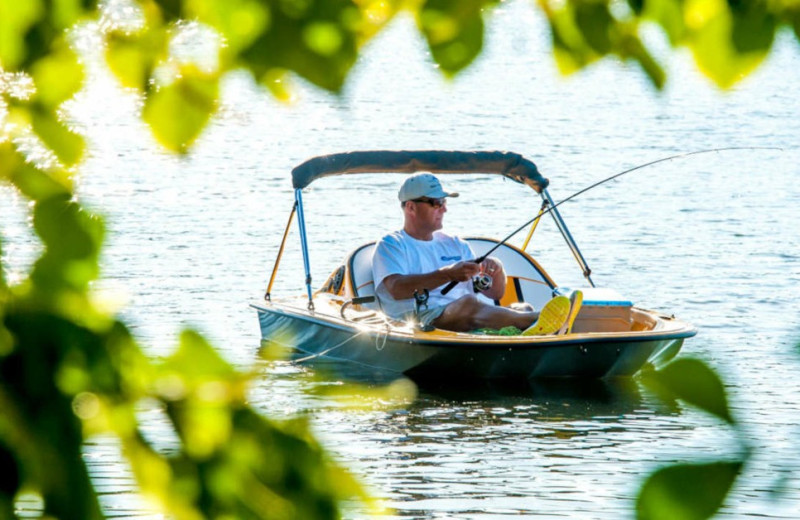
[398,173,459,202]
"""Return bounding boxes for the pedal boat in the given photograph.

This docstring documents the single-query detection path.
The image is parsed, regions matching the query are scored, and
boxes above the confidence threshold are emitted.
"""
[252,151,696,380]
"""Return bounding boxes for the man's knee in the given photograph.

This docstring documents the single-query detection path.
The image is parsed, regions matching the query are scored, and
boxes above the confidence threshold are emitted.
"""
[438,295,485,330]
[448,294,482,314]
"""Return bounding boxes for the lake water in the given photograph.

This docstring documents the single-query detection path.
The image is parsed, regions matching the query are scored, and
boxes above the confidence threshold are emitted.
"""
[3,1,800,518]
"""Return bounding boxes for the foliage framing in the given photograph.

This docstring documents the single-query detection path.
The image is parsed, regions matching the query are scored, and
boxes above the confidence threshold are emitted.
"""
[1,0,798,518]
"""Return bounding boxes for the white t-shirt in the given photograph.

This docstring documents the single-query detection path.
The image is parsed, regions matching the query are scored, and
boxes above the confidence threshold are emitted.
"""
[371,229,476,319]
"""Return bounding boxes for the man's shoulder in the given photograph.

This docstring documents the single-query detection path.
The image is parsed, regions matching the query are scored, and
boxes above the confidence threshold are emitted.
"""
[376,229,405,244]
[374,230,407,253]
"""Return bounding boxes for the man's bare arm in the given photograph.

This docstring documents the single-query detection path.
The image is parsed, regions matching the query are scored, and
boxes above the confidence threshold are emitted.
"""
[382,261,480,299]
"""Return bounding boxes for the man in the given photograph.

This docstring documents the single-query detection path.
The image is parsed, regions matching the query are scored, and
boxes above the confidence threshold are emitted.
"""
[371,172,580,334]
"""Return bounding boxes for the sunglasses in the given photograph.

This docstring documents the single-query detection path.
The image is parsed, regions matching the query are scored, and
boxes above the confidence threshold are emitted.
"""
[412,197,447,209]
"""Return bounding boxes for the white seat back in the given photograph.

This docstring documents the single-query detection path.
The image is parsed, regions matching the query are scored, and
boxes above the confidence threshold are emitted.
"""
[347,243,379,309]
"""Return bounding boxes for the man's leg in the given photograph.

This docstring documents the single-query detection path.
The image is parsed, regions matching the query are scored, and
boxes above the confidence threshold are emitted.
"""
[432,294,537,332]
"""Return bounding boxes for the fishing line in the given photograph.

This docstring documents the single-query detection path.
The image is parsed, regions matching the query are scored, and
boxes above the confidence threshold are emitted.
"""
[293,328,372,363]
[442,146,781,294]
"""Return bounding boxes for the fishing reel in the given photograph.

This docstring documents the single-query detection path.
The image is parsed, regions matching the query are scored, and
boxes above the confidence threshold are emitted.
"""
[473,273,492,293]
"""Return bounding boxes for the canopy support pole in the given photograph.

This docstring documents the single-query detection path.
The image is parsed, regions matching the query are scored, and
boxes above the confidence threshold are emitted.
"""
[295,189,315,310]
[264,201,297,301]
[521,199,549,252]
[541,189,595,288]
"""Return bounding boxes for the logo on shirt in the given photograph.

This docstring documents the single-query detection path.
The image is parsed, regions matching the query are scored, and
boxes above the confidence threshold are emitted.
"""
[440,255,462,261]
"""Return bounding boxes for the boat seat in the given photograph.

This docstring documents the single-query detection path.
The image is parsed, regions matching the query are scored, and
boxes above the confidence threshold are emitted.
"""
[346,238,556,311]
[347,242,380,309]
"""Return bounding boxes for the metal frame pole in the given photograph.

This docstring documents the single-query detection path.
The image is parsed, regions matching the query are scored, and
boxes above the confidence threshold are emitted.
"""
[294,189,315,310]
[264,201,297,301]
[541,189,595,287]
[521,199,549,252]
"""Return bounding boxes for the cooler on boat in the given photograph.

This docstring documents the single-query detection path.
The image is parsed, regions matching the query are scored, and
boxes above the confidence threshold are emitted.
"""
[554,287,634,333]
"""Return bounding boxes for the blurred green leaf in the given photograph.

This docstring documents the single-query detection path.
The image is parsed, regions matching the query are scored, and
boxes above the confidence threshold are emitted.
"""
[239,0,361,93]
[793,9,800,43]
[163,329,242,388]
[31,193,104,294]
[730,0,775,54]
[31,104,86,166]
[153,0,183,22]
[637,461,742,520]
[418,0,495,75]
[1,311,107,520]
[544,1,596,75]
[30,45,85,108]
[574,0,612,54]
[0,439,21,507]
[159,329,246,457]
[642,358,735,424]
[620,32,666,89]
[185,0,270,56]
[53,0,97,28]
[640,0,685,45]
[0,242,6,295]
[0,141,72,199]
[686,0,770,88]
[142,65,219,153]
[0,0,44,70]
[105,27,166,91]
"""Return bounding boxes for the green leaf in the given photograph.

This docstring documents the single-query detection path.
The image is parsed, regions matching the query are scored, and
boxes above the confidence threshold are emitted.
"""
[642,358,735,424]
[574,0,612,54]
[730,0,775,54]
[31,193,104,292]
[640,0,685,45]
[184,0,270,55]
[158,330,240,456]
[239,0,361,93]
[544,3,595,75]
[418,0,495,76]
[1,311,107,520]
[30,45,85,108]
[50,0,97,30]
[685,0,769,88]
[142,66,219,153]
[0,440,21,500]
[153,0,183,22]
[637,461,743,520]
[0,141,72,199]
[620,32,666,89]
[0,0,43,70]
[163,329,240,387]
[105,27,167,91]
[0,238,5,294]
[793,9,800,43]
[31,105,85,166]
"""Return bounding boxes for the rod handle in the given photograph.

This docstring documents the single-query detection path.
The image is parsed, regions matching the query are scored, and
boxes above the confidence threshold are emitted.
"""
[440,280,458,295]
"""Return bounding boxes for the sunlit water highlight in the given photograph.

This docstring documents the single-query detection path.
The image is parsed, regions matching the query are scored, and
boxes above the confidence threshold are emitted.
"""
[2,2,800,518]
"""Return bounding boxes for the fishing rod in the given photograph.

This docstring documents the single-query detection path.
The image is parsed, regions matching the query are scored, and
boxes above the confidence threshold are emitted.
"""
[441,146,781,295]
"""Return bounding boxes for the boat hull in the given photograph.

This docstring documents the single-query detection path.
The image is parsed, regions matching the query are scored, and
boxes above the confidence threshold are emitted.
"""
[253,300,694,380]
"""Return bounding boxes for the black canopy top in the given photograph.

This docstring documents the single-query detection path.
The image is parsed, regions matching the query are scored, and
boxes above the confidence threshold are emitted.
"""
[291,150,548,192]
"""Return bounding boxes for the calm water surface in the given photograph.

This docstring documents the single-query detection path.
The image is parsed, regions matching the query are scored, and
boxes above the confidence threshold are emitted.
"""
[3,2,800,518]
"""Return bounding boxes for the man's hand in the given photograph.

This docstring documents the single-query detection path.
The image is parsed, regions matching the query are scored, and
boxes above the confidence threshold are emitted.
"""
[440,261,480,282]
[480,257,503,278]
[479,256,506,300]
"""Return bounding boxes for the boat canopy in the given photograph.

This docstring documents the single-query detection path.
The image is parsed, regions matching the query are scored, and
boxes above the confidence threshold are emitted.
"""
[291,150,549,192]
